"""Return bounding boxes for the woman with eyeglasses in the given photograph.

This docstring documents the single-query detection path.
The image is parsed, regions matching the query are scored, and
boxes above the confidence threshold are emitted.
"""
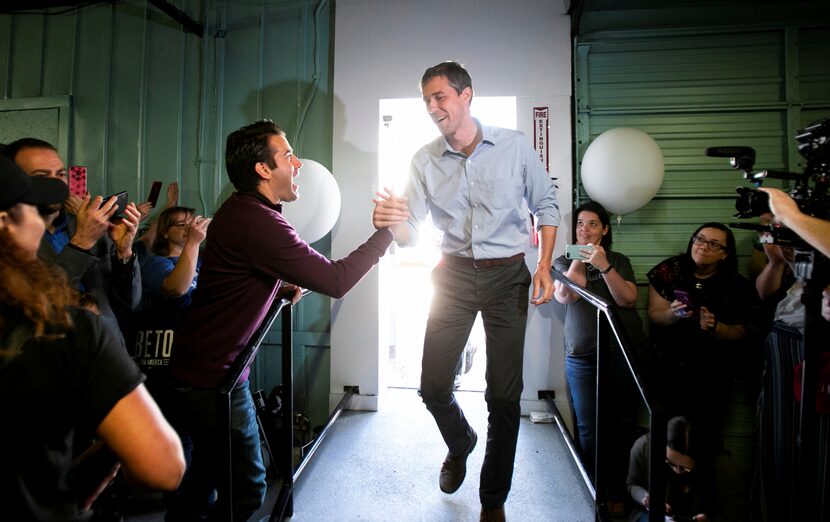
[130,207,210,399]
[626,416,745,522]
[145,206,210,304]
[554,200,648,511]
[647,222,756,450]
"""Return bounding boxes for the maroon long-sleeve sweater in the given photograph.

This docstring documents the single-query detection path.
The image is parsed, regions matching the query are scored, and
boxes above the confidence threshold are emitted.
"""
[169,191,392,388]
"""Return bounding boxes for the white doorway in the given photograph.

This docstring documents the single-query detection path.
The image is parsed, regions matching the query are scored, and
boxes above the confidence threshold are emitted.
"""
[378,96,517,391]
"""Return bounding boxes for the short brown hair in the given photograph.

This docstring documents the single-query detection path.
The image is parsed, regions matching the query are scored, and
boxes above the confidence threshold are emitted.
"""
[225,120,285,192]
[420,61,473,97]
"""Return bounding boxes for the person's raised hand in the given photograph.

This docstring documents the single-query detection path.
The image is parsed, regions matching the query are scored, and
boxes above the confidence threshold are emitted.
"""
[110,202,141,260]
[186,215,211,245]
[165,182,180,208]
[64,194,85,216]
[70,195,113,251]
[762,242,789,266]
[583,243,610,272]
[136,201,154,222]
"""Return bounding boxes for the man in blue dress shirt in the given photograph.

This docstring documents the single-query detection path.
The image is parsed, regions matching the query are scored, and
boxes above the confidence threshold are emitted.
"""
[376,61,560,521]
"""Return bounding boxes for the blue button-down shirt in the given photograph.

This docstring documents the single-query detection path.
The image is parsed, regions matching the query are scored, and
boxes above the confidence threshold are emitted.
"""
[43,212,70,255]
[403,122,560,260]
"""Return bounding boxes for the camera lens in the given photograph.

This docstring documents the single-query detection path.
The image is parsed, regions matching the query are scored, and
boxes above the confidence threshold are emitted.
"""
[734,186,771,218]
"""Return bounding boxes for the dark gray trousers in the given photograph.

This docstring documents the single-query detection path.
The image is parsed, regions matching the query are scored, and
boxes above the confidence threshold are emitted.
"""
[419,259,531,509]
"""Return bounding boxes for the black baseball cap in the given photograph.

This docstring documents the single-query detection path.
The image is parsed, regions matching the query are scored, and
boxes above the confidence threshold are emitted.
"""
[0,155,68,211]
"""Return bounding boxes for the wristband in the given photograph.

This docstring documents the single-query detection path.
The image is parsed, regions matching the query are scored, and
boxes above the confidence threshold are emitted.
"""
[118,251,136,265]
[600,265,613,275]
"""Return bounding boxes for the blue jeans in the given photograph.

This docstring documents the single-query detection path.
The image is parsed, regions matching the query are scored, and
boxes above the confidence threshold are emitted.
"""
[565,354,597,471]
[165,379,266,521]
[420,260,531,509]
[566,351,638,495]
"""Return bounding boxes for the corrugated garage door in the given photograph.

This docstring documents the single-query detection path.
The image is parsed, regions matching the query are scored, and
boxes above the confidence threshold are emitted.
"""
[574,19,830,482]
[575,26,830,303]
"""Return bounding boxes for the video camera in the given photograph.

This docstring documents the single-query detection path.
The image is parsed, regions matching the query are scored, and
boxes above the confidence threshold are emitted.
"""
[705,118,830,220]
[704,118,830,249]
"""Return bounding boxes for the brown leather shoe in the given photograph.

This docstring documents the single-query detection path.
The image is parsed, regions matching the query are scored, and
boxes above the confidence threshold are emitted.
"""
[438,429,477,493]
[480,505,506,522]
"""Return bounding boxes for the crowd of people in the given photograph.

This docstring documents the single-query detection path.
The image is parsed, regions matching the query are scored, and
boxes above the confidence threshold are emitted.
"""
[552,196,830,522]
[0,118,408,521]
[3,58,829,522]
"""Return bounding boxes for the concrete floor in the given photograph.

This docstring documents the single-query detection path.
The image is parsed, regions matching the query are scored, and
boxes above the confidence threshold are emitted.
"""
[126,387,595,521]
[287,387,594,521]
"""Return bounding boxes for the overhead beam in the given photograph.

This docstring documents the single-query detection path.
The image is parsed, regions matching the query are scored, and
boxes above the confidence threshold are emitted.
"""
[148,0,203,38]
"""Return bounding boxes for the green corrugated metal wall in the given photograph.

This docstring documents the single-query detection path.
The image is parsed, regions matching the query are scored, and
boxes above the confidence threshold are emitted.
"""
[574,2,830,476]
[576,23,830,309]
[0,0,335,430]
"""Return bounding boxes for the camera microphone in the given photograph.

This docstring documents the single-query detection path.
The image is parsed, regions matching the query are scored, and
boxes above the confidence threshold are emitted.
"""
[705,146,756,158]
[706,146,757,172]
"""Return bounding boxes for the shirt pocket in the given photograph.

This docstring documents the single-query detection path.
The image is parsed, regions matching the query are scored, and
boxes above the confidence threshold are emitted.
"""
[479,176,523,210]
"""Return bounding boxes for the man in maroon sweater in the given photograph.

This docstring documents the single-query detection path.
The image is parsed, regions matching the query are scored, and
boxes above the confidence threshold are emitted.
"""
[166,120,408,521]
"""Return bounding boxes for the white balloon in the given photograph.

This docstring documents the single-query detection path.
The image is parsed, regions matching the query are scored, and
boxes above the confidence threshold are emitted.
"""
[281,159,341,244]
[581,128,664,215]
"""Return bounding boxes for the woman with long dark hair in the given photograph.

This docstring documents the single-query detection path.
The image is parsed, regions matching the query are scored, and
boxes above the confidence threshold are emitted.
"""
[0,157,184,519]
[647,222,756,449]
[553,200,647,506]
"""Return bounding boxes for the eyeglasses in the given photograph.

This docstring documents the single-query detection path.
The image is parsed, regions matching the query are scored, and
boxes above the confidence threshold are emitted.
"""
[692,235,726,252]
[665,458,694,473]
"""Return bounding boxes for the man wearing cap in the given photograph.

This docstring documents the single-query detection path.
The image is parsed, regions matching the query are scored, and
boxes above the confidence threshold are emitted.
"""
[1,138,142,344]
[0,155,69,250]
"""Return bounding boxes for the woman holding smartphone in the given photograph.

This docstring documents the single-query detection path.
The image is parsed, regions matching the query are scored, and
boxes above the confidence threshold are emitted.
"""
[647,222,755,451]
[553,200,647,511]
[0,157,184,519]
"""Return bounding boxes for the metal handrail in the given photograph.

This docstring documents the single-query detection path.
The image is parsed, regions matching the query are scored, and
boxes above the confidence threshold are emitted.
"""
[215,294,294,521]
[549,270,667,522]
[215,289,311,521]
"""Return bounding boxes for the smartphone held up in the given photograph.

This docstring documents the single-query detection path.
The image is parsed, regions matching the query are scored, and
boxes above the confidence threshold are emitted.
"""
[102,191,129,222]
[69,165,87,198]
[565,244,594,260]
[147,181,163,207]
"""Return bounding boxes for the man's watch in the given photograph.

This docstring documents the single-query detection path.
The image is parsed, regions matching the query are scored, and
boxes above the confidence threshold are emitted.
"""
[118,251,135,265]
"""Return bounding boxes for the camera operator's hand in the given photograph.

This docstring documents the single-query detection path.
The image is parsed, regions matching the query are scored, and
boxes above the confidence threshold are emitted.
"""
[823,285,830,322]
[759,187,830,258]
